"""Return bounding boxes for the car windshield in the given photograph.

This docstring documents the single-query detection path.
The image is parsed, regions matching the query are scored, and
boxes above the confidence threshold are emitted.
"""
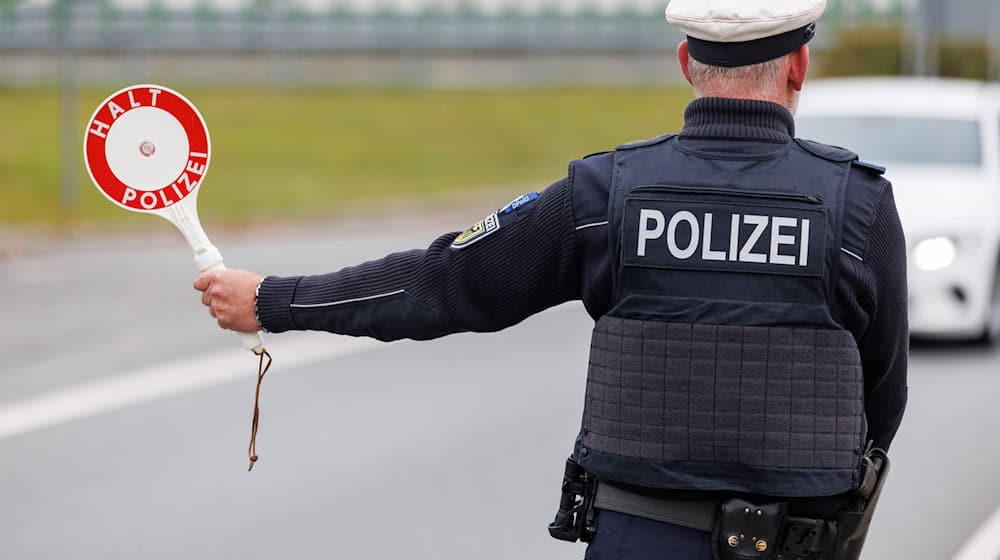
[795,116,982,166]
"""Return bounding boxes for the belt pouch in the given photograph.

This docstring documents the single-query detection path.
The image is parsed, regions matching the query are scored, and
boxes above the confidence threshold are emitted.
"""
[714,499,786,560]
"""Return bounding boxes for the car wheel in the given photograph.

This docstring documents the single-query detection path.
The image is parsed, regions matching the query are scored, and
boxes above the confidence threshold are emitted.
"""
[981,264,1000,346]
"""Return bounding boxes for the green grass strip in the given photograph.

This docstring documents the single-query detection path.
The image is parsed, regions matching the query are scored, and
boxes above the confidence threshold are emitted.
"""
[1,87,693,227]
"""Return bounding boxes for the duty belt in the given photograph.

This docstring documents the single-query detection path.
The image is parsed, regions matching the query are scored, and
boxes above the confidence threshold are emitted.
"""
[594,483,837,559]
[594,483,718,532]
[549,447,889,560]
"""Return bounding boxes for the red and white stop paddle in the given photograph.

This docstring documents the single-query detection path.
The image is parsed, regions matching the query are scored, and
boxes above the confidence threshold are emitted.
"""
[83,84,265,356]
[84,85,274,470]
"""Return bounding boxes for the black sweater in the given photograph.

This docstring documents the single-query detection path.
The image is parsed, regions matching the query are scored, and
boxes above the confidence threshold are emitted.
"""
[257,97,909,452]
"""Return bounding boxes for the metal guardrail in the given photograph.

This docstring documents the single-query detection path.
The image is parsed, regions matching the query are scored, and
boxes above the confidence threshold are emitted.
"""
[1,17,679,53]
[0,0,906,53]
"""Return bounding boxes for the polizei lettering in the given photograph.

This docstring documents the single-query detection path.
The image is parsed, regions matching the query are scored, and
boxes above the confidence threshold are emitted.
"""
[623,199,826,277]
[637,209,811,265]
[119,151,208,209]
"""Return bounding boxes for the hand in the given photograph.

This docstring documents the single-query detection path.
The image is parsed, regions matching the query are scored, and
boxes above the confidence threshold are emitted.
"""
[193,269,264,334]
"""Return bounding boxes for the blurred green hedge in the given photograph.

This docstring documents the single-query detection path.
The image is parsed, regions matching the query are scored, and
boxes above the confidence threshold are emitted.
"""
[820,25,994,81]
[820,26,907,77]
[939,41,991,80]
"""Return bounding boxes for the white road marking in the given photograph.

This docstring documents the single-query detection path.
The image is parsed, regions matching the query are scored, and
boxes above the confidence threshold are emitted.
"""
[0,334,380,441]
[954,503,1000,560]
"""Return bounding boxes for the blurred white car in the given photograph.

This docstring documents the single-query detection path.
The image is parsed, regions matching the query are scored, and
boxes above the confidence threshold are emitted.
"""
[796,78,1000,344]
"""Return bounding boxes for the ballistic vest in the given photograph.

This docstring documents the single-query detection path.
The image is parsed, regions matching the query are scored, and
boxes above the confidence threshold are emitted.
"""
[574,134,866,498]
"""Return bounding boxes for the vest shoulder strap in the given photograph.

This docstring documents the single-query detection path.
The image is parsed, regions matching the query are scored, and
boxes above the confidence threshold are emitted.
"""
[795,139,887,175]
[794,138,857,162]
[616,134,676,151]
[851,160,887,175]
[582,150,614,160]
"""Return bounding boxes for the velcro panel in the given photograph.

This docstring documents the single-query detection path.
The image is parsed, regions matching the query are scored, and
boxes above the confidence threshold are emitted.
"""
[582,317,864,471]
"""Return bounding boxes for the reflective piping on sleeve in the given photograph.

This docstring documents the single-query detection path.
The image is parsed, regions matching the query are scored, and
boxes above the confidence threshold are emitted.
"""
[576,221,609,231]
[290,289,406,309]
[841,248,864,262]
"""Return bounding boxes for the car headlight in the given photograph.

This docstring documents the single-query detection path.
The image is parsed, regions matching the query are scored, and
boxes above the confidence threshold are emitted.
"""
[913,237,957,271]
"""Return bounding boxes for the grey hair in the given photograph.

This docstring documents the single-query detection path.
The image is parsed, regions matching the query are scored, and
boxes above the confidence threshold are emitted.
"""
[688,56,788,99]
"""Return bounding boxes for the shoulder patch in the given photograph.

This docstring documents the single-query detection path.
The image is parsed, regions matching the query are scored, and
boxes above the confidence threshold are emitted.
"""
[616,134,676,151]
[499,192,539,215]
[794,138,858,162]
[451,212,500,249]
[851,160,887,175]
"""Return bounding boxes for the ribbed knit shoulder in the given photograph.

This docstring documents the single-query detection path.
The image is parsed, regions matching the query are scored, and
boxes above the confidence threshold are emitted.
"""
[841,169,892,260]
[569,150,616,227]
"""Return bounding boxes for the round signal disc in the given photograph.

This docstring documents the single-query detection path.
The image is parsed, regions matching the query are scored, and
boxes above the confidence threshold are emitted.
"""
[84,85,211,213]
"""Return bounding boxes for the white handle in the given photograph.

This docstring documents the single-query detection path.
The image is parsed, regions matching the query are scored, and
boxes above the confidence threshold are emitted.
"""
[165,203,266,355]
[205,260,267,356]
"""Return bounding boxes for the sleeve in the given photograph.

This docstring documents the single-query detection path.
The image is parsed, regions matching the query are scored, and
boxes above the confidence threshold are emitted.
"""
[855,182,909,451]
[255,179,581,342]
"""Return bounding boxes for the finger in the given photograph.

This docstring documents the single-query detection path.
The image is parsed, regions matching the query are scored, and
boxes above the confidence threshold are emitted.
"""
[193,272,218,292]
[201,291,212,307]
[208,285,221,302]
[209,306,217,319]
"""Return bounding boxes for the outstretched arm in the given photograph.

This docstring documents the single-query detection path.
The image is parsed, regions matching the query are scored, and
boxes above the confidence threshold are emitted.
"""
[196,179,581,342]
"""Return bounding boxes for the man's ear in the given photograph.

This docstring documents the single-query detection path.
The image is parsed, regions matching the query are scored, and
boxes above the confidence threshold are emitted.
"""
[788,45,810,92]
[677,41,694,86]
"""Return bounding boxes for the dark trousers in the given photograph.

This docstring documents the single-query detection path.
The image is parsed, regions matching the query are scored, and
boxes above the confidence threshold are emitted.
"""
[584,510,714,560]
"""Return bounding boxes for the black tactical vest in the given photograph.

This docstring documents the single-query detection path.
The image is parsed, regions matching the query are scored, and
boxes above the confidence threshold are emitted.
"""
[574,135,866,498]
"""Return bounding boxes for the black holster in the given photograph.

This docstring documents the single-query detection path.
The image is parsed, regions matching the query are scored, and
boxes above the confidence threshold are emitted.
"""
[548,458,598,543]
[713,447,890,560]
[831,447,890,560]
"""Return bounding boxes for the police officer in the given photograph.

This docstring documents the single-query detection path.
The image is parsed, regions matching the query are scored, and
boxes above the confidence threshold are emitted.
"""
[195,0,908,557]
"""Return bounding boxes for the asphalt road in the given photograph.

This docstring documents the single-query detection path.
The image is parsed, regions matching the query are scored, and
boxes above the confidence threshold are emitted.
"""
[2,221,999,560]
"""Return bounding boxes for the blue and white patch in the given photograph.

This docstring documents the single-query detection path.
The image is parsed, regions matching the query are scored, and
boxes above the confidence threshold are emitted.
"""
[451,212,500,249]
[500,192,539,215]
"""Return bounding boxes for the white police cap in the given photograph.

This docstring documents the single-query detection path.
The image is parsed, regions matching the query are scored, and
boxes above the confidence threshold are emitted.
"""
[666,0,826,67]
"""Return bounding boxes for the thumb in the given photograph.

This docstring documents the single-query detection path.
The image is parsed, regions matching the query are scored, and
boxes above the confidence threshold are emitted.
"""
[193,271,218,292]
